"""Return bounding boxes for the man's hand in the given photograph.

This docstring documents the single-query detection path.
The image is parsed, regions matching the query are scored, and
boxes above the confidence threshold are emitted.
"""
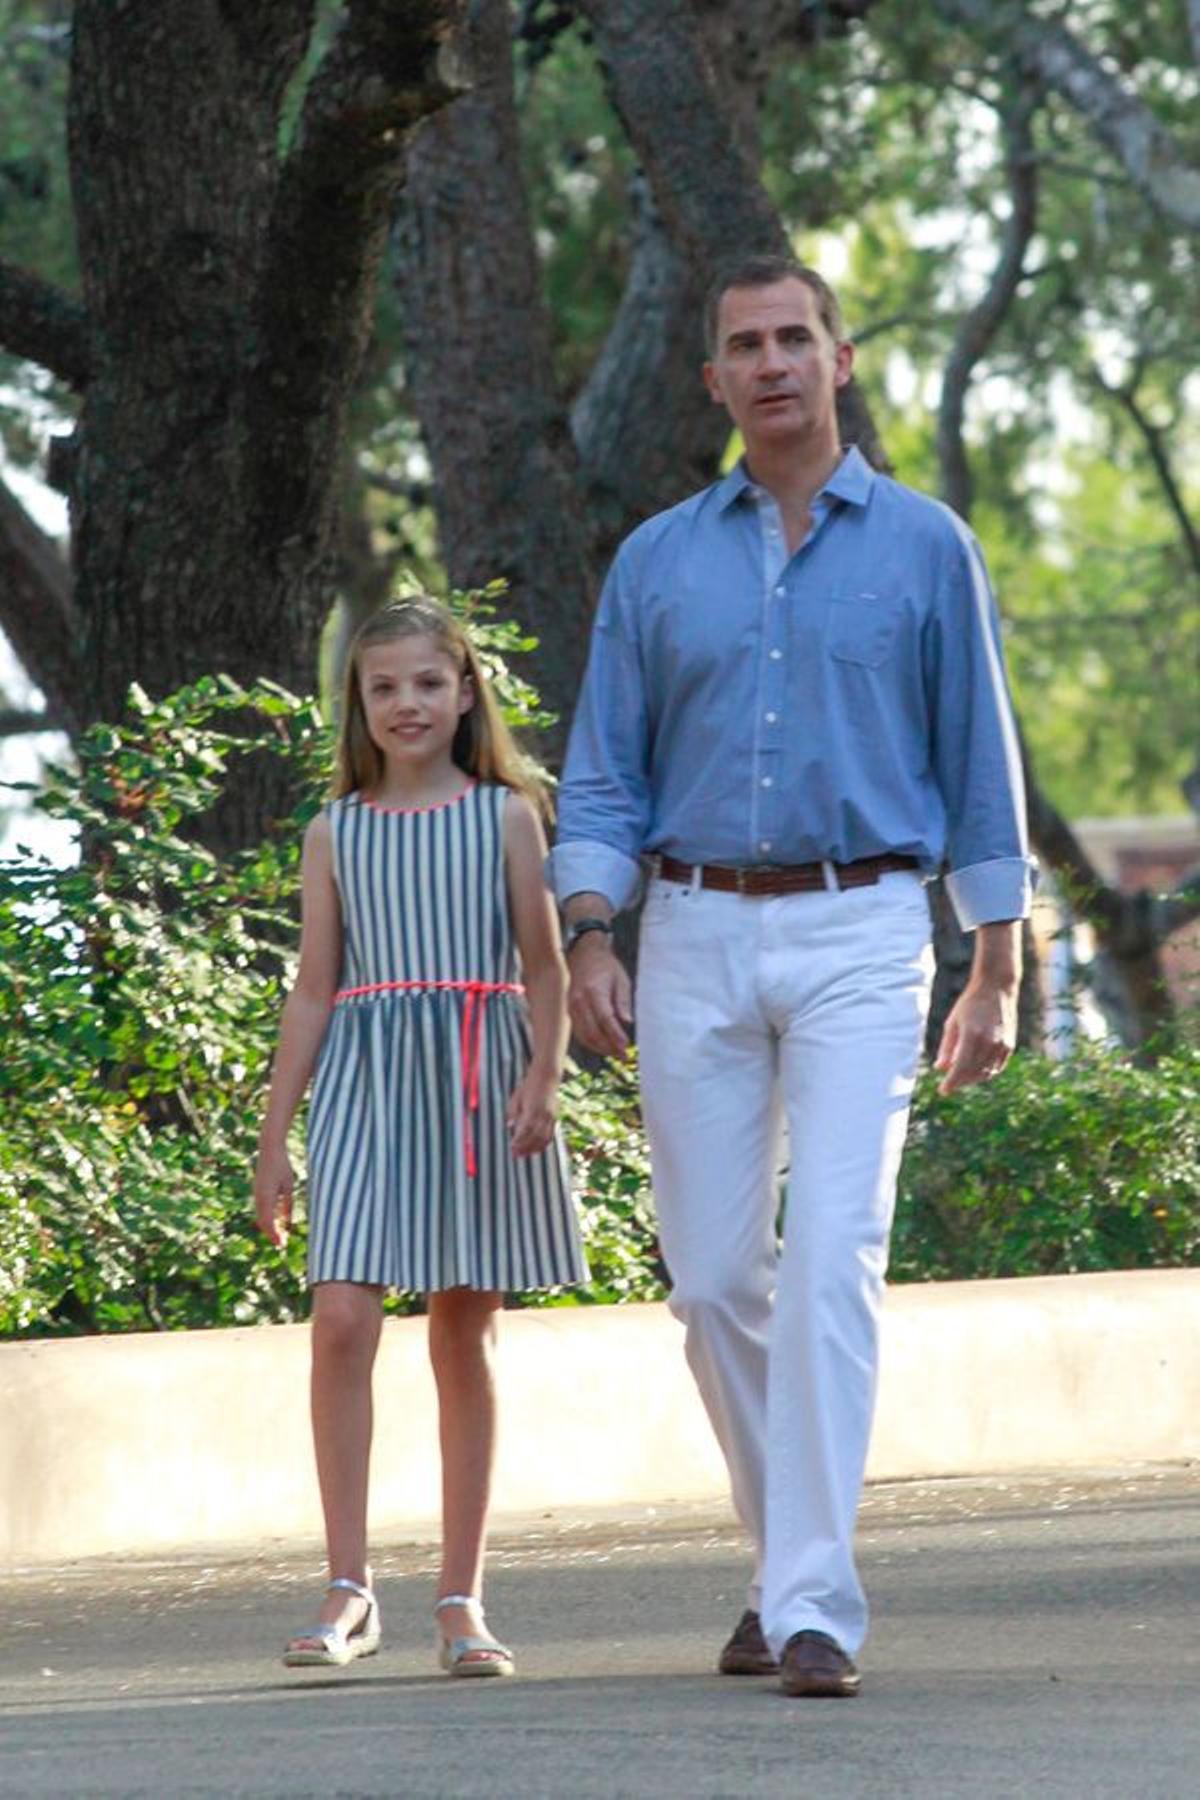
[567,932,634,1058]
[934,982,1017,1093]
[934,919,1021,1095]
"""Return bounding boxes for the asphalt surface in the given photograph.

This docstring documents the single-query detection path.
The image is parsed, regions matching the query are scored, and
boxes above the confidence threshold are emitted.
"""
[1,1465,1197,1799]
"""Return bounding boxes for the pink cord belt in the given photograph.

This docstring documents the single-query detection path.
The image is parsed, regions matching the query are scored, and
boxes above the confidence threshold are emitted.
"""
[332,978,525,1177]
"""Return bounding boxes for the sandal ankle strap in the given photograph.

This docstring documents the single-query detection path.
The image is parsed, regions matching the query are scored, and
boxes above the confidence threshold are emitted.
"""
[434,1592,481,1613]
[329,1577,373,1604]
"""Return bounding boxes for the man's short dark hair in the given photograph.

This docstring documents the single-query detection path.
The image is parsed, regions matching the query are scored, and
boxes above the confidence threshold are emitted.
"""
[704,255,845,356]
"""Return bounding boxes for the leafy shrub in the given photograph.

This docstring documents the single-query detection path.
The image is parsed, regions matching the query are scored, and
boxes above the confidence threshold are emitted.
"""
[0,674,319,1334]
[0,594,663,1336]
[891,1047,1200,1281]
[2,606,1195,1335]
[549,1052,665,1305]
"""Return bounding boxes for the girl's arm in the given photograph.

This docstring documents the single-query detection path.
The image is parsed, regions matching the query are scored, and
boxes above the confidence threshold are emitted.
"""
[254,812,343,1242]
[504,792,569,1158]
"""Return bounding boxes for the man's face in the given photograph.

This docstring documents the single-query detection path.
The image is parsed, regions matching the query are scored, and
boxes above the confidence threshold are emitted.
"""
[703,277,853,455]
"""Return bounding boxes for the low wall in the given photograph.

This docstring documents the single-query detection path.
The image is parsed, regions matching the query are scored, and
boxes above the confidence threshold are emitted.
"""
[2,1269,1197,1567]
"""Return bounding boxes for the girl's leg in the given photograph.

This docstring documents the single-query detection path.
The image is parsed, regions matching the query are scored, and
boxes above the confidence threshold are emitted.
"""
[427,1285,504,1659]
[288,1280,384,1650]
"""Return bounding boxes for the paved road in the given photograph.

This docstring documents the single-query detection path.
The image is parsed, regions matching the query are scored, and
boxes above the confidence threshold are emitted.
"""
[1,1466,1197,1798]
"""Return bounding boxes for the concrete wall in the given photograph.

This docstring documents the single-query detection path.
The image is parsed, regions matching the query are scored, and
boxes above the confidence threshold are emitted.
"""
[2,1270,1197,1568]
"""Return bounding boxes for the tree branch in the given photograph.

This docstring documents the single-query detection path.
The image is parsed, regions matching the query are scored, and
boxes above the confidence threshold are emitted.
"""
[0,708,69,738]
[0,474,82,736]
[249,0,468,536]
[937,81,1038,517]
[1021,735,1182,1046]
[265,0,469,312]
[280,0,467,193]
[919,69,1181,1048]
[0,258,92,389]
[579,0,889,470]
[936,0,1200,232]
[1087,366,1200,583]
[572,0,850,538]
[580,0,788,270]
[572,177,728,553]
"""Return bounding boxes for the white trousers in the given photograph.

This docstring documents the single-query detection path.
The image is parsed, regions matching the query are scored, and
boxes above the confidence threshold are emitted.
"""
[636,871,934,1657]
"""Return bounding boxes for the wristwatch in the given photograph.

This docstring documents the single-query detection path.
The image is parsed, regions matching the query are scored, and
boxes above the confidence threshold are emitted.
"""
[563,916,614,954]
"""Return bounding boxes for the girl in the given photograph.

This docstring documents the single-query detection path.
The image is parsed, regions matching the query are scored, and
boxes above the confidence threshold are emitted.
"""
[254,597,586,1677]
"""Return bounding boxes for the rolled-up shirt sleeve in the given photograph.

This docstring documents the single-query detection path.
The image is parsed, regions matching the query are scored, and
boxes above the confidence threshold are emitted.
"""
[549,540,653,914]
[927,521,1036,930]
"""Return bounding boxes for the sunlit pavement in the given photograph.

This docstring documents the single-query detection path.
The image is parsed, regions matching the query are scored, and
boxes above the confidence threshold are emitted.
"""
[1,1466,1197,1798]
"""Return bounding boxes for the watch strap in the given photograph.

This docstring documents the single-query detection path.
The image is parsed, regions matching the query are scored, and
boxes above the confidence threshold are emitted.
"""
[564,916,614,953]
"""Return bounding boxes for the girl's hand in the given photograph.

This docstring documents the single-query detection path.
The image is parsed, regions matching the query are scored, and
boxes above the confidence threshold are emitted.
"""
[254,1143,295,1244]
[505,1069,559,1158]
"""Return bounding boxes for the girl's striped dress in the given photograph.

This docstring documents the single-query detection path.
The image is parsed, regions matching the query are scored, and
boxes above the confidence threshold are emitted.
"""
[306,781,586,1294]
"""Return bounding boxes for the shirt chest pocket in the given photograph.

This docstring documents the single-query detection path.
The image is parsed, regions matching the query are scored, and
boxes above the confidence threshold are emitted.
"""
[825,591,908,668]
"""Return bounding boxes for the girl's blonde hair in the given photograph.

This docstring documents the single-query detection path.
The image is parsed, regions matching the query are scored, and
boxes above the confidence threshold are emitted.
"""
[334,597,550,818]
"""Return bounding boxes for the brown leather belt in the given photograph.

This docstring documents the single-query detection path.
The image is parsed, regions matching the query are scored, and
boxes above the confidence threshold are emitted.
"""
[651,851,921,896]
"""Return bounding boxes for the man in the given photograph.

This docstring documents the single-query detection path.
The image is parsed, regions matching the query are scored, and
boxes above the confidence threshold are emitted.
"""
[549,256,1033,1698]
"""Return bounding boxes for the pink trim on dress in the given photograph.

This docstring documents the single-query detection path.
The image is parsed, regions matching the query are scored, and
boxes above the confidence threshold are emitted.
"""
[333,976,524,1177]
[361,779,477,816]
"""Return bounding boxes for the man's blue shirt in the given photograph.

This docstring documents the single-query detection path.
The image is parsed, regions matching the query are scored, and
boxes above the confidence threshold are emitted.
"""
[550,446,1035,930]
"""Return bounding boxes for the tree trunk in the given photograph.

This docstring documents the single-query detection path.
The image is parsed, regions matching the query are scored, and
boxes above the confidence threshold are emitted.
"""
[67,4,317,723]
[0,1,467,853]
[396,0,895,751]
[393,0,597,763]
[1022,744,1189,1052]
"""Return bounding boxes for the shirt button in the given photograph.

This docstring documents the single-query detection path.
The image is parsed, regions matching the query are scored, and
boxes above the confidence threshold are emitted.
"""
[765,711,777,724]
[761,776,773,789]
[760,840,773,853]
[774,585,786,597]
[769,648,782,661]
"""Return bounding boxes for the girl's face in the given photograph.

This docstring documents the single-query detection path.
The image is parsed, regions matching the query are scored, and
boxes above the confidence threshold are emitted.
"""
[358,634,474,771]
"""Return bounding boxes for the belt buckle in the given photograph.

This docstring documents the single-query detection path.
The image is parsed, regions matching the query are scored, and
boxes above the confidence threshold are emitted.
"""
[734,863,775,894]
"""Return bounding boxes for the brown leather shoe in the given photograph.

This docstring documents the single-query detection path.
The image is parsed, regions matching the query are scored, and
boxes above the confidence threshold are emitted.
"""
[717,1608,779,1676]
[778,1629,860,1698]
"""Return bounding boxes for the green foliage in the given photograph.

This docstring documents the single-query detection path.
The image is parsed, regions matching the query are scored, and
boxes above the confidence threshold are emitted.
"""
[761,5,1200,823]
[0,606,642,1337]
[0,2,73,293]
[6,0,1197,833]
[2,619,1197,1342]
[2,642,1195,1343]
[516,18,634,398]
[545,1053,664,1307]
[891,1047,1200,1282]
[0,675,322,1335]
[0,0,77,470]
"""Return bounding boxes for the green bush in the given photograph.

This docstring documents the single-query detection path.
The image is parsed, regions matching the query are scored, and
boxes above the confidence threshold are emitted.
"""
[0,596,665,1336]
[0,674,319,1334]
[550,1053,664,1305]
[2,618,1195,1336]
[891,1047,1200,1281]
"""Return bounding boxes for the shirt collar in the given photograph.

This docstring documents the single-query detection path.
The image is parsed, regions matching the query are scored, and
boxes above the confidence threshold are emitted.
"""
[716,443,877,513]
